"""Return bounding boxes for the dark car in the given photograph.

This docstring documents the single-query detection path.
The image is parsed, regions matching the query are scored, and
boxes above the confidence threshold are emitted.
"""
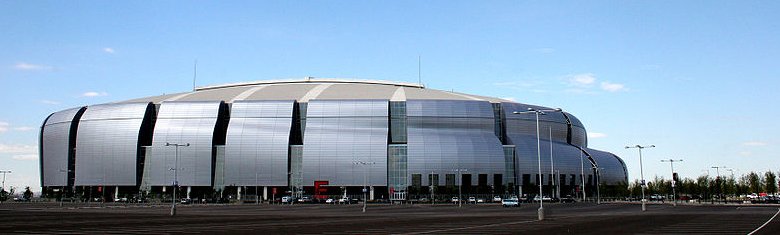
[560,195,576,203]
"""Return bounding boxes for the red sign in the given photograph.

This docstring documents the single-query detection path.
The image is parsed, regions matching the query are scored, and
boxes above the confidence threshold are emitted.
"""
[97,186,102,192]
[272,187,277,195]
[390,187,395,194]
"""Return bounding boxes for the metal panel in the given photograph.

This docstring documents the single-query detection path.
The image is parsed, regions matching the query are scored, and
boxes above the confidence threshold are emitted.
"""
[224,100,294,186]
[584,148,628,185]
[302,100,388,186]
[75,103,151,186]
[41,107,83,186]
[563,112,588,147]
[406,100,505,186]
[501,102,568,143]
[148,101,222,187]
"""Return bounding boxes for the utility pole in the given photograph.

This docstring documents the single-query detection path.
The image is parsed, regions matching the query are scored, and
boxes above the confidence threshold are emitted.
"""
[166,142,190,216]
[661,159,683,206]
[626,145,656,212]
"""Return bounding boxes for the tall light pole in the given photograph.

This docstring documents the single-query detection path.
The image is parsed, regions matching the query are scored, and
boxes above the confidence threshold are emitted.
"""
[452,169,468,207]
[165,142,189,216]
[549,127,556,199]
[514,107,562,221]
[626,144,655,212]
[354,160,375,213]
[593,167,603,204]
[58,169,73,207]
[711,166,725,204]
[661,159,683,206]
[1,170,11,192]
[579,148,586,201]
[430,171,436,205]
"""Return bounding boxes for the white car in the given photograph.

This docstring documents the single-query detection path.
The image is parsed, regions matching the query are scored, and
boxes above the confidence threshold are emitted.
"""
[468,197,476,203]
[451,197,459,203]
[281,196,293,203]
[338,197,351,204]
[476,198,485,203]
[502,198,519,207]
[325,198,335,203]
[493,196,502,202]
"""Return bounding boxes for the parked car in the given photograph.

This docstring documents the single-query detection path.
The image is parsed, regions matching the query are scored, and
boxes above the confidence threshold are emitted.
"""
[476,198,485,203]
[451,197,459,203]
[114,197,128,203]
[468,197,477,203]
[325,198,335,204]
[180,198,192,204]
[338,197,351,204]
[502,198,519,207]
[560,195,576,203]
[533,195,552,202]
[297,196,312,203]
[281,196,293,203]
[493,196,502,202]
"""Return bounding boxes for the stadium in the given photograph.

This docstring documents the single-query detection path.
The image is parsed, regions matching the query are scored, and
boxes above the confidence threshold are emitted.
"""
[39,78,627,202]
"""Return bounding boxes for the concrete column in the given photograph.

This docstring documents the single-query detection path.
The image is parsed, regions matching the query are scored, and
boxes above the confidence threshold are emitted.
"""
[187,186,191,199]
[237,187,242,201]
[115,186,119,199]
[263,186,268,201]
[370,186,375,200]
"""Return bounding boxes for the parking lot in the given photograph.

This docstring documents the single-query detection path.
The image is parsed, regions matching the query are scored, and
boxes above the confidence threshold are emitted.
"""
[1,201,779,234]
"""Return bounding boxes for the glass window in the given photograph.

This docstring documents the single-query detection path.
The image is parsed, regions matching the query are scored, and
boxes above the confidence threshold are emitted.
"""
[412,174,422,187]
[446,174,456,187]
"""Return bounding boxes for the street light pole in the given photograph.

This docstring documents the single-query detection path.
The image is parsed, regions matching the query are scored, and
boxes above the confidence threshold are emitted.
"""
[579,148,586,202]
[626,144,655,212]
[58,169,72,207]
[354,160,376,213]
[165,142,189,216]
[549,127,555,199]
[711,166,725,204]
[661,159,683,206]
[453,169,468,208]
[514,107,562,221]
[0,170,11,192]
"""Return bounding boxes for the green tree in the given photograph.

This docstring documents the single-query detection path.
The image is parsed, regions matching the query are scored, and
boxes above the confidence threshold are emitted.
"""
[748,172,762,193]
[0,188,8,202]
[23,186,33,200]
[765,171,777,194]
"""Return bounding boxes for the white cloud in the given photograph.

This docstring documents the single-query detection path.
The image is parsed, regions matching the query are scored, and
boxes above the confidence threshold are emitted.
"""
[0,122,7,133]
[13,126,34,132]
[0,144,37,154]
[742,141,767,146]
[103,47,115,53]
[12,155,38,161]
[600,81,626,92]
[588,132,608,138]
[81,91,108,97]
[13,62,53,71]
[568,73,596,87]
[501,97,517,102]
[739,151,752,157]
[40,100,60,105]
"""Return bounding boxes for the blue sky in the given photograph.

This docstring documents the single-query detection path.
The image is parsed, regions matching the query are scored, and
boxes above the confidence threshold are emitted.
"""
[1,1,779,191]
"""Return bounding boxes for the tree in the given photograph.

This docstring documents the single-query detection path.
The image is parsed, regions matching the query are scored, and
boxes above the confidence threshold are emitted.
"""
[765,171,778,194]
[0,188,8,202]
[23,186,33,200]
[747,172,762,193]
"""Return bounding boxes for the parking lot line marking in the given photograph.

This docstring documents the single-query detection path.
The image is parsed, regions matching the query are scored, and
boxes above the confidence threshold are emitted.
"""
[749,208,780,235]
[397,219,539,235]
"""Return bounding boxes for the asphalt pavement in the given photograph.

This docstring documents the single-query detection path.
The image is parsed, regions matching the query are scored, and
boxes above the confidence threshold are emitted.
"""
[1,201,778,234]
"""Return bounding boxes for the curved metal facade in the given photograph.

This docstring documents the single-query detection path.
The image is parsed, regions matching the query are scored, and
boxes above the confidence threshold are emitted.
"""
[39,80,628,197]
[147,101,224,187]
[41,107,84,187]
[302,99,388,186]
[75,103,153,186]
[406,100,505,186]
[584,148,628,185]
[224,100,294,186]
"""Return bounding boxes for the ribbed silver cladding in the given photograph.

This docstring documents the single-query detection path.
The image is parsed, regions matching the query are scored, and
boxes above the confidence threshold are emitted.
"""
[148,101,222,186]
[224,100,294,186]
[584,148,628,185]
[41,107,82,186]
[502,103,585,186]
[75,103,150,186]
[302,100,388,186]
[565,112,588,147]
[406,100,505,186]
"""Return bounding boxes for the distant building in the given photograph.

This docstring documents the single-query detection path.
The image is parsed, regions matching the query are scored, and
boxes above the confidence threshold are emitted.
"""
[39,78,626,201]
